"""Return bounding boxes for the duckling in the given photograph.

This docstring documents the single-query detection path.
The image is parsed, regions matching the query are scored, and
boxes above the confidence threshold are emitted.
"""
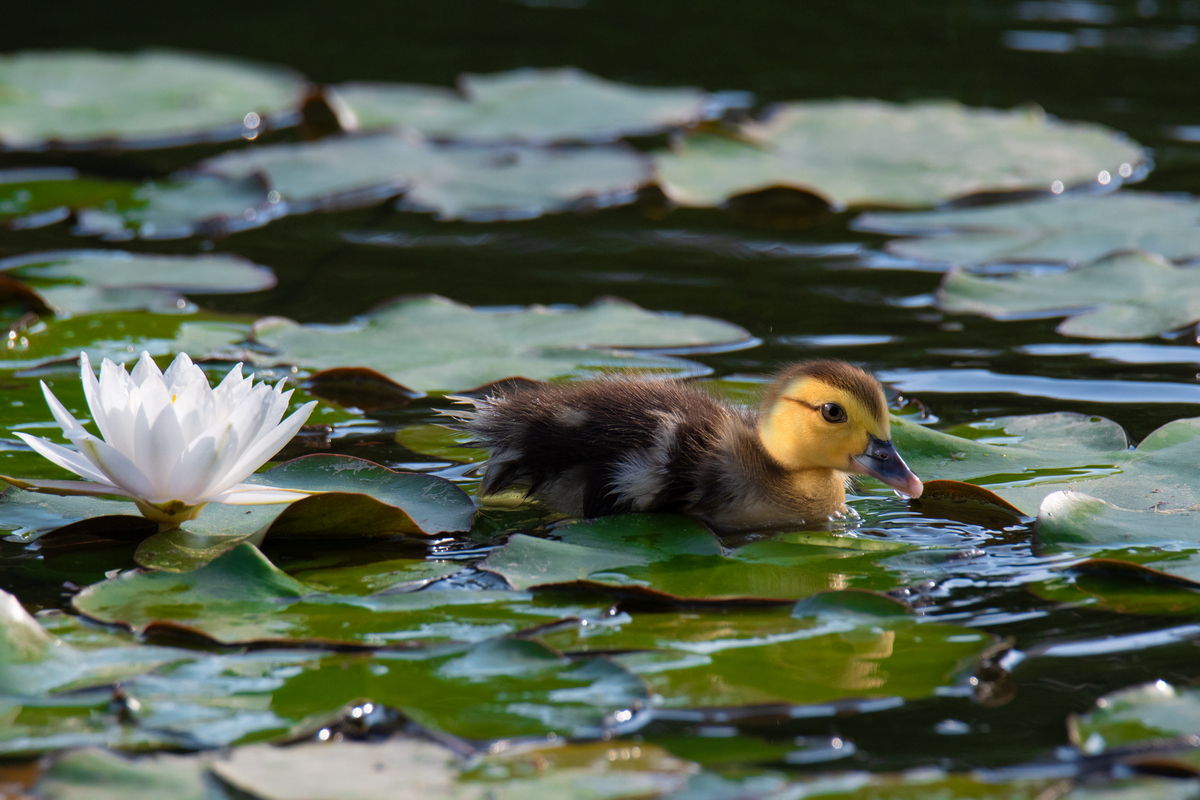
[448,360,923,530]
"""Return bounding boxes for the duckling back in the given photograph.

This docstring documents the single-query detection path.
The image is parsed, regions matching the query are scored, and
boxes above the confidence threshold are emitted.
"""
[457,379,757,519]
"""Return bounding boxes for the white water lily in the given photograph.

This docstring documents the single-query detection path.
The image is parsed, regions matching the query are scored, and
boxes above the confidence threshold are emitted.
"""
[5,351,318,529]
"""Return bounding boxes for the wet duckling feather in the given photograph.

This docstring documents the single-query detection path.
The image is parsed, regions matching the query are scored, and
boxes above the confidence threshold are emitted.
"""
[449,360,922,529]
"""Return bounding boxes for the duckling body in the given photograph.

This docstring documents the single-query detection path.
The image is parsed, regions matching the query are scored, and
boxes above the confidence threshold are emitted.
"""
[453,360,922,530]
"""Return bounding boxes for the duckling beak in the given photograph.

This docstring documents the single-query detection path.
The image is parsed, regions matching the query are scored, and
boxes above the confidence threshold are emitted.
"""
[852,435,923,498]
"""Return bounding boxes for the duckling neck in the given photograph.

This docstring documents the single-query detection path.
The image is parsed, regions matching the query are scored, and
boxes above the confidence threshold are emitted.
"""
[783,467,847,511]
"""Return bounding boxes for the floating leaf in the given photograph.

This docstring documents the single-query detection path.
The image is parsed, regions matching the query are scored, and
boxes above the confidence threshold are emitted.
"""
[74,174,283,240]
[3,454,473,570]
[654,100,1143,209]
[73,543,595,647]
[894,411,1200,535]
[248,295,752,393]
[214,737,693,800]
[538,590,990,709]
[335,68,715,144]
[857,192,1200,268]
[892,412,1128,488]
[0,50,304,150]
[35,749,211,800]
[396,424,487,464]
[245,454,477,539]
[0,168,132,229]
[482,514,909,602]
[1070,681,1200,775]
[200,133,651,221]
[1037,491,1200,547]
[269,640,649,740]
[937,251,1200,339]
[0,249,275,315]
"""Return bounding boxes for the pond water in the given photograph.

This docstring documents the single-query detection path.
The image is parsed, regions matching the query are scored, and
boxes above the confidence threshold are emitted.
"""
[4,1,1200,797]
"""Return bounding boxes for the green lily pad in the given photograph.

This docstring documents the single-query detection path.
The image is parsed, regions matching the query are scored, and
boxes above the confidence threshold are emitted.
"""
[857,192,1200,268]
[1037,491,1200,547]
[482,514,909,602]
[73,543,598,646]
[538,589,990,709]
[335,68,714,144]
[213,737,694,800]
[2,453,474,571]
[75,174,282,240]
[1,249,276,315]
[895,410,1200,541]
[396,424,487,464]
[0,169,135,229]
[891,412,1127,488]
[200,133,651,221]
[246,454,477,538]
[654,100,1144,210]
[1070,681,1200,776]
[937,251,1200,339]
[35,749,210,800]
[247,295,752,393]
[289,556,462,595]
[0,50,304,150]
[270,641,649,740]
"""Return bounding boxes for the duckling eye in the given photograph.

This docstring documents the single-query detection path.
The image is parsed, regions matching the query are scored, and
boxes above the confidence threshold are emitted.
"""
[820,403,847,424]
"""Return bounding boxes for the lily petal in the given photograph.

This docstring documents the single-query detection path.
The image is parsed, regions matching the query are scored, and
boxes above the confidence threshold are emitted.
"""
[79,353,114,443]
[78,436,158,500]
[208,401,317,496]
[13,432,114,484]
[209,483,319,505]
[39,381,86,436]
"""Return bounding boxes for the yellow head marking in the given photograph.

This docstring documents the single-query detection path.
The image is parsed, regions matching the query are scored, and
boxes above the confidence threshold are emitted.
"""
[757,361,889,472]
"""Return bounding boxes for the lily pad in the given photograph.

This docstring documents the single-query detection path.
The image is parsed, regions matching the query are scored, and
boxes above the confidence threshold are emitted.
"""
[247,294,753,393]
[891,411,1128,488]
[0,249,276,316]
[200,133,651,221]
[857,192,1200,268]
[894,411,1200,540]
[538,589,991,709]
[481,514,909,602]
[654,100,1144,209]
[35,749,211,800]
[74,174,283,240]
[0,168,133,229]
[269,641,650,740]
[0,50,304,150]
[213,738,694,800]
[73,542,599,647]
[245,454,476,539]
[396,424,488,464]
[2,454,474,570]
[335,68,715,144]
[937,251,1200,339]
[1070,681,1200,772]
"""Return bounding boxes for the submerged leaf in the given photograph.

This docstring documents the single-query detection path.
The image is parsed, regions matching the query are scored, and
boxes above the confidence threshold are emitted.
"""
[937,251,1200,339]
[655,100,1143,209]
[0,50,304,150]
[248,295,752,392]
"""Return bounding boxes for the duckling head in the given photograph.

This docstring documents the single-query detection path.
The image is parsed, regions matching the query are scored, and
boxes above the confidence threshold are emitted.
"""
[757,360,923,498]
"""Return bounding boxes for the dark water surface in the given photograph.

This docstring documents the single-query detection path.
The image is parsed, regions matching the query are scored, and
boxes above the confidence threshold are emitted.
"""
[5,0,1200,790]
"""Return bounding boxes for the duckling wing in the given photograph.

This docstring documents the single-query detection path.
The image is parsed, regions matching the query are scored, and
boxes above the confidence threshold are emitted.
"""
[461,379,747,517]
